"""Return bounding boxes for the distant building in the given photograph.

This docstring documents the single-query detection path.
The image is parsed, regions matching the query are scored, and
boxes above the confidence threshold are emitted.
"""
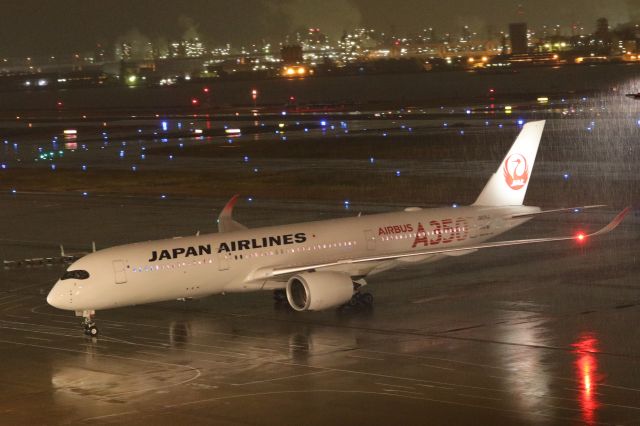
[509,23,528,55]
[595,18,610,40]
[306,28,327,46]
[281,45,303,65]
[185,38,205,58]
[117,42,133,60]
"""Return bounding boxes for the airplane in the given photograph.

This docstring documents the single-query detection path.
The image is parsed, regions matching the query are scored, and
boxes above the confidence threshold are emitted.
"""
[2,241,95,268]
[46,120,630,336]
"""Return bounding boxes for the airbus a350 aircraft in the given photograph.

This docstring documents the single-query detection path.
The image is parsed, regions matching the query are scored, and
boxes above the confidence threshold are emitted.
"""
[46,121,630,336]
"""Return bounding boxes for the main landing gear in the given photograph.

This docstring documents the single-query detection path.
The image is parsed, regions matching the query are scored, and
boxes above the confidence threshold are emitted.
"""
[273,289,291,311]
[78,310,99,337]
[343,291,374,310]
[273,289,287,304]
[343,279,374,310]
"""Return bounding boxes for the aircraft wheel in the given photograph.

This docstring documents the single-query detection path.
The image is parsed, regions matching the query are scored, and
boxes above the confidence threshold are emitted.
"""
[348,295,360,307]
[273,289,287,302]
[361,293,374,306]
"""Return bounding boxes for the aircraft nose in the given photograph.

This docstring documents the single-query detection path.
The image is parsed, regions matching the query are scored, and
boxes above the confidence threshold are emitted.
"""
[47,281,70,309]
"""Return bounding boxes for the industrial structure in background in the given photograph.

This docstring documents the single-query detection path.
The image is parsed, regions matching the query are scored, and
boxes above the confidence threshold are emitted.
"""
[0,13,639,88]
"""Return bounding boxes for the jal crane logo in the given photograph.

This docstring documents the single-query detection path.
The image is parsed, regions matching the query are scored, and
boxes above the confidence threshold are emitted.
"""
[503,153,529,190]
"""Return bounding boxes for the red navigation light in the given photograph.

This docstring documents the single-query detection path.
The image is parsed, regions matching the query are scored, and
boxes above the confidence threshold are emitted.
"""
[191,98,200,106]
[576,232,587,243]
[203,87,210,93]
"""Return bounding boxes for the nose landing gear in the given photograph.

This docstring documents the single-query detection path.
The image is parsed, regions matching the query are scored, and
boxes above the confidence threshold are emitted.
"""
[78,310,99,337]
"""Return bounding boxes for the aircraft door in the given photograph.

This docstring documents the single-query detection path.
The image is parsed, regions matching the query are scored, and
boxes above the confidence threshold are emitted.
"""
[364,229,376,250]
[113,260,128,284]
[217,253,229,271]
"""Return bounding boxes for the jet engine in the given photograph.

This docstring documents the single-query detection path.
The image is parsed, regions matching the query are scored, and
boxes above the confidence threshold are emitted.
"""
[286,271,354,311]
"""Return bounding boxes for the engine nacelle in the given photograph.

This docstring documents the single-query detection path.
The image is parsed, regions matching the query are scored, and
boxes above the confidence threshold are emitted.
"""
[286,271,354,311]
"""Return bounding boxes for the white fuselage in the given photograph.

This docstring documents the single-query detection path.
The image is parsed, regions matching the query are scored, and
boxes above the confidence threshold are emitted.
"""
[46,205,538,312]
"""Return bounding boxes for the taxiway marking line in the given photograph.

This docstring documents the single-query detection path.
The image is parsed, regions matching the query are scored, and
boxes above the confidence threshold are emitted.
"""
[23,336,51,342]
[162,388,581,423]
[375,383,415,390]
[421,363,455,371]
[0,296,33,307]
[346,354,385,361]
[231,371,329,386]
[0,338,202,398]
[382,389,424,396]
[456,393,502,401]
[3,314,30,319]
[81,411,138,422]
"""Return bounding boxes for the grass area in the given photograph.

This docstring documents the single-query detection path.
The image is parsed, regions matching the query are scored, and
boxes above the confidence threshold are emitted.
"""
[0,126,633,207]
[1,166,630,208]
[0,167,488,204]
[146,130,511,161]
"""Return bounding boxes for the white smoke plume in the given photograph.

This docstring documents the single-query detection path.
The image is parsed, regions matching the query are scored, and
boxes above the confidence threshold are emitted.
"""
[279,0,362,40]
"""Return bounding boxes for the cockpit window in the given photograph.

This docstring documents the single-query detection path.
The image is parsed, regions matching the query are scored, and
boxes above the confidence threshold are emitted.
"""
[61,270,90,280]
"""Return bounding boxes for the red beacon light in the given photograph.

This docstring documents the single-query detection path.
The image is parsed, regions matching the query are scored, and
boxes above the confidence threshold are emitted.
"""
[575,232,587,243]
[203,87,210,93]
[191,97,200,106]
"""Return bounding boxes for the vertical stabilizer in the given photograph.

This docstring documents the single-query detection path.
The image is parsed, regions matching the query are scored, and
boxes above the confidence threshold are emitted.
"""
[473,120,545,206]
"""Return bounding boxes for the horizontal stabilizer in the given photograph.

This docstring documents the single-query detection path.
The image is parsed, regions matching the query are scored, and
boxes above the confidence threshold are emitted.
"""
[508,204,607,219]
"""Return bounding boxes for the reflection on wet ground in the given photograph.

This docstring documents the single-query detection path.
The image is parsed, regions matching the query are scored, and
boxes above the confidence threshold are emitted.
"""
[0,96,639,424]
[574,333,600,425]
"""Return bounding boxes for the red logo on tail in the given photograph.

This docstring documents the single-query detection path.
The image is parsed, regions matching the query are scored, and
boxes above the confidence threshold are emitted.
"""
[503,153,528,190]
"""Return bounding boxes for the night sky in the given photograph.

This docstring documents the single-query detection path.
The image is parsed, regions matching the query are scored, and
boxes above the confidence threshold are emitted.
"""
[0,0,637,56]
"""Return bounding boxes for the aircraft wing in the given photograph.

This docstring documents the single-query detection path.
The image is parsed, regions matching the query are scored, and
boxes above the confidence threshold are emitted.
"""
[250,207,631,280]
[508,204,607,219]
[1,239,95,269]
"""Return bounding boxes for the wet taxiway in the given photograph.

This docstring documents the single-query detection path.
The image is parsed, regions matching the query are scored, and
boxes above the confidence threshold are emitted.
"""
[0,192,638,425]
[2,90,640,424]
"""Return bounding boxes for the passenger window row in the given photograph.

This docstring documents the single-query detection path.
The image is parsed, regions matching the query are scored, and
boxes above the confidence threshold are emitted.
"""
[130,241,358,272]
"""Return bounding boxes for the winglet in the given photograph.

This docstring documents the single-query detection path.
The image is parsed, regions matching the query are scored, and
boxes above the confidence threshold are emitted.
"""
[590,206,632,237]
[218,194,249,233]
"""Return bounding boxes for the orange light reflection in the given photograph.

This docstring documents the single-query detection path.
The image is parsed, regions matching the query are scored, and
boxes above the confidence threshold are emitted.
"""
[573,333,600,425]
